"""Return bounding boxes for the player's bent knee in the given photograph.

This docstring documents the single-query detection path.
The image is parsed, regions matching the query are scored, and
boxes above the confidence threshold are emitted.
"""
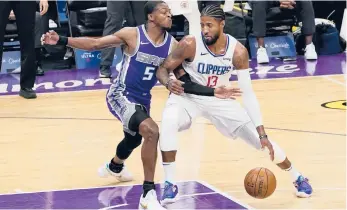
[139,120,159,142]
[160,115,180,152]
[160,105,190,152]
[162,105,191,132]
[159,129,178,152]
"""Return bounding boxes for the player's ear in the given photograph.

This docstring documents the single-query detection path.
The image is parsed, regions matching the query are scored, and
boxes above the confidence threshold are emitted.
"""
[148,14,154,22]
[220,20,225,28]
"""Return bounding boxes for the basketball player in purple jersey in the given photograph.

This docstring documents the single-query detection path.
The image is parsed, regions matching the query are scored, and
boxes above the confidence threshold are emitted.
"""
[156,5,313,205]
[42,2,241,209]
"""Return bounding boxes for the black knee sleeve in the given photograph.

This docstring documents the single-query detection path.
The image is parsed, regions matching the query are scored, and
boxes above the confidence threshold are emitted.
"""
[128,105,150,132]
[116,131,142,160]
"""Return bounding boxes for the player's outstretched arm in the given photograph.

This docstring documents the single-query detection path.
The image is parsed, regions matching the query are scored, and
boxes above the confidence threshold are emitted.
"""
[234,42,274,159]
[41,27,135,51]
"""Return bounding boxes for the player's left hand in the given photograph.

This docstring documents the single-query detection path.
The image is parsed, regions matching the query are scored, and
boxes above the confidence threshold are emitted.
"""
[214,86,242,99]
[168,79,184,95]
[260,137,275,161]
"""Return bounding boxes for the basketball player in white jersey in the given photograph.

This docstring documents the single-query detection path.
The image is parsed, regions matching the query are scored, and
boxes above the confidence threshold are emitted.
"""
[156,5,313,205]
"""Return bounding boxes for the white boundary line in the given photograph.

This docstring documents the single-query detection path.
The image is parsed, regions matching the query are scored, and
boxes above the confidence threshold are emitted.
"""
[1,183,142,196]
[323,76,346,86]
[179,191,218,197]
[197,180,255,210]
[99,203,129,209]
[0,180,201,195]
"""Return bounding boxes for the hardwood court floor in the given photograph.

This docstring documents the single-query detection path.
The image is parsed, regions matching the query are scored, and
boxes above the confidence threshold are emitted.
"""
[0,74,345,209]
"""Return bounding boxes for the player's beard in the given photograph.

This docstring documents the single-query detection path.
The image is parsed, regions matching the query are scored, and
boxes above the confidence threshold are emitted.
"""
[161,26,171,31]
[159,20,172,31]
[204,32,219,46]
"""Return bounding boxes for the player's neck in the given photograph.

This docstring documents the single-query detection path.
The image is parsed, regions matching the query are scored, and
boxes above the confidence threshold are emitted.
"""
[207,33,227,55]
[145,23,166,45]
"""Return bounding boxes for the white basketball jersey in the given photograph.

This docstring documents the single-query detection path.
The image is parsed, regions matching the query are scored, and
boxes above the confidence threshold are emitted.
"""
[182,33,237,88]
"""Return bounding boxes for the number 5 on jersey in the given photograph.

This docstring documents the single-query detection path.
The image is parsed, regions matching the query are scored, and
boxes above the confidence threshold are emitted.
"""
[207,76,218,87]
[143,66,155,80]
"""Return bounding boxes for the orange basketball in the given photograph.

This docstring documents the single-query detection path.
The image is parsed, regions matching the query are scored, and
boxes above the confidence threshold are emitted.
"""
[244,167,276,199]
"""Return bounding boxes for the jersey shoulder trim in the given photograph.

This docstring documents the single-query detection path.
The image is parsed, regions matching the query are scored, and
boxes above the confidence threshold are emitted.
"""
[201,33,230,57]
[140,25,169,48]
[124,26,141,57]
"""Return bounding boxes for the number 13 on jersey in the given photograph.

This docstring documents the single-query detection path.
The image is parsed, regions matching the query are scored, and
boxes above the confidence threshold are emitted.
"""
[207,76,218,87]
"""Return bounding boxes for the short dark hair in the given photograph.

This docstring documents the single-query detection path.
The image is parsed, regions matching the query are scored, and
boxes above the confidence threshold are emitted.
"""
[144,1,166,21]
[201,4,225,20]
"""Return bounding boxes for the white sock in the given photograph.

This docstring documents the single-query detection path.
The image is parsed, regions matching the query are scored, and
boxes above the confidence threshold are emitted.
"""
[163,162,176,185]
[284,165,301,182]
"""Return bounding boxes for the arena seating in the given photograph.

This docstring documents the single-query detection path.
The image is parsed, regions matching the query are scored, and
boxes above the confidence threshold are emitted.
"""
[230,1,297,40]
[4,21,20,51]
[66,0,107,37]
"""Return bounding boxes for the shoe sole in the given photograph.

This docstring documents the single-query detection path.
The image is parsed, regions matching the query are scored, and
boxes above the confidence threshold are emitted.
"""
[19,94,37,99]
[161,193,180,206]
[99,73,112,78]
[296,191,312,198]
[98,165,134,182]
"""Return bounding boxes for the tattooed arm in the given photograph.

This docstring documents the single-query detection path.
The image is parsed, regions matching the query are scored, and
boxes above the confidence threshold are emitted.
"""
[157,36,196,88]
[157,36,242,98]
[157,36,216,96]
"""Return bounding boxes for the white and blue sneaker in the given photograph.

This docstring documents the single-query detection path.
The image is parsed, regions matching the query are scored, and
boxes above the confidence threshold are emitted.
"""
[294,175,312,198]
[139,190,166,210]
[98,162,133,182]
[161,181,179,205]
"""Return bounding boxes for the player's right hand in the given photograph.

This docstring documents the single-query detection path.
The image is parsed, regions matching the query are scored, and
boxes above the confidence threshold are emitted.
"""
[41,30,59,45]
[214,86,242,99]
[168,79,184,95]
[260,137,275,161]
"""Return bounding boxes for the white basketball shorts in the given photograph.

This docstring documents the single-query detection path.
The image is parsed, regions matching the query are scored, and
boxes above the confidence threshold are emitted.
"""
[160,93,255,151]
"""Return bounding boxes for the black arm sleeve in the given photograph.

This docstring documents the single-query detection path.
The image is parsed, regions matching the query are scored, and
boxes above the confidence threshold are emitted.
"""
[178,74,215,96]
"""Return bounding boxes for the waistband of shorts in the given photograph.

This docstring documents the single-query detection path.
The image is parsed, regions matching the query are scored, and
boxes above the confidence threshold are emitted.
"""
[109,90,150,105]
[110,86,150,97]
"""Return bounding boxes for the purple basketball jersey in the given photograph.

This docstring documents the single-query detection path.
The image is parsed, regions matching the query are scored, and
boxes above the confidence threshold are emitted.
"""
[111,25,173,105]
